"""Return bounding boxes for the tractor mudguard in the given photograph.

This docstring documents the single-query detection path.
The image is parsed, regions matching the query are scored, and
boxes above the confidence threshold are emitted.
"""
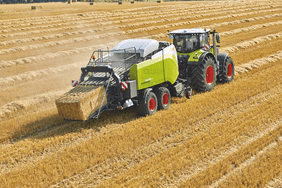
[217,53,229,65]
[188,52,215,66]
[138,88,153,105]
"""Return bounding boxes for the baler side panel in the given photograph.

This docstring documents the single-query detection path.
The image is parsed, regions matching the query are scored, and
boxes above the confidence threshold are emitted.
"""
[163,45,179,85]
[130,57,165,90]
[130,45,179,90]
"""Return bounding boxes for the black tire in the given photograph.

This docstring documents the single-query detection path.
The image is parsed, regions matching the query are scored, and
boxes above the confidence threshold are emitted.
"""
[217,56,234,83]
[155,87,171,110]
[191,55,217,92]
[136,91,158,116]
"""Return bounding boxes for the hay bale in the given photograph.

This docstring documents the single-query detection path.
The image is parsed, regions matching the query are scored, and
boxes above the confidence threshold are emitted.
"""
[31,6,42,10]
[55,85,107,120]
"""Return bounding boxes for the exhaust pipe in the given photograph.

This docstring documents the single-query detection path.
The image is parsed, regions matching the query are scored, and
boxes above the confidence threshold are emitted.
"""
[212,30,217,62]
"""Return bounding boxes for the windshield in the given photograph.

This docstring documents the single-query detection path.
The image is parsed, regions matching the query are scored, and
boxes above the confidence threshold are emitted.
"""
[173,34,200,53]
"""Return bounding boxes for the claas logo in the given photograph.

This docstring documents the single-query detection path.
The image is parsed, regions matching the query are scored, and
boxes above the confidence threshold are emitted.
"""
[143,68,162,75]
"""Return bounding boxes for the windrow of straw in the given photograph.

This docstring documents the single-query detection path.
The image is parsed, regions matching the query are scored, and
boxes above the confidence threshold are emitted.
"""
[1,6,280,47]
[1,7,281,55]
[148,12,282,39]
[2,14,282,69]
[1,1,277,31]
[1,3,280,39]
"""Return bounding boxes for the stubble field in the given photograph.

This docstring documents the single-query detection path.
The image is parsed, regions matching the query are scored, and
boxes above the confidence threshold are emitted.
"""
[0,0,282,187]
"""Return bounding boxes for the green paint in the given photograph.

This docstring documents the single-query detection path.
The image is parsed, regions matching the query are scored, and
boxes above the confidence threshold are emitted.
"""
[177,49,205,63]
[163,53,178,84]
[210,47,216,55]
[130,53,178,90]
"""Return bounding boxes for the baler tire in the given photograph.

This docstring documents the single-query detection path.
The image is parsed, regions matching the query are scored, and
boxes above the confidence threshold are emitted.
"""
[155,87,171,110]
[136,91,158,116]
[217,56,234,83]
[191,55,217,92]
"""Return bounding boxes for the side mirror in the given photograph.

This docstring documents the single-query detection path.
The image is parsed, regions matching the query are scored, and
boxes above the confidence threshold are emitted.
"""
[169,34,174,39]
[216,34,220,43]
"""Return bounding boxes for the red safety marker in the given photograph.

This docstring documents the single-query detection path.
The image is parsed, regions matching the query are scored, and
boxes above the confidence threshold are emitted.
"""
[72,80,79,87]
[204,44,210,50]
[121,81,128,90]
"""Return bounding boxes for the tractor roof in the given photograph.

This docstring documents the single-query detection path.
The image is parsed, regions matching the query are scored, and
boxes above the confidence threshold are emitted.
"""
[170,28,210,34]
[112,39,159,58]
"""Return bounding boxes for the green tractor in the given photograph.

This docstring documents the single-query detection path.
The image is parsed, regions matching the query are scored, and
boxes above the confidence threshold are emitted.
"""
[169,28,234,92]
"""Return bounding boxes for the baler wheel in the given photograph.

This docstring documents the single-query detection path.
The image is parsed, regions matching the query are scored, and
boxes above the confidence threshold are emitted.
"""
[217,56,234,83]
[191,55,217,92]
[137,91,158,116]
[155,87,171,110]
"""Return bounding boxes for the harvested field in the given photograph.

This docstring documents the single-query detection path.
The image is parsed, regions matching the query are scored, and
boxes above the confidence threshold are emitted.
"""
[0,0,282,187]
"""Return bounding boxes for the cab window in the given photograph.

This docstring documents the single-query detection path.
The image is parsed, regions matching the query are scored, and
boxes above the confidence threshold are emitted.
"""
[199,33,209,47]
[173,34,200,53]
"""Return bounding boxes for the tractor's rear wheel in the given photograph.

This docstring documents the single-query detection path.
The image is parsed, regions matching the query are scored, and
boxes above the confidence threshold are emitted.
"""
[136,91,158,116]
[217,56,234,83]
[191,55,217,92]
[155,87,171,110]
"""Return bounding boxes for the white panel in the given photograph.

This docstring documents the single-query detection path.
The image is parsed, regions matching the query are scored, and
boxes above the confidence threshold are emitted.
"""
[151,50,162,59]
[112,39,159,58]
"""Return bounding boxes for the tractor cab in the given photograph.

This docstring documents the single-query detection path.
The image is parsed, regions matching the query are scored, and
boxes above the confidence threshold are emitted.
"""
[169,28,211,53]
[168,28,221,65]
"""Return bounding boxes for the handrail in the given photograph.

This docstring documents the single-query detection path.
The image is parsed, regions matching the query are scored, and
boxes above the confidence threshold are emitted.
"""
[88,46,109,65]
[92,72,113,119]
[91,47,138,70]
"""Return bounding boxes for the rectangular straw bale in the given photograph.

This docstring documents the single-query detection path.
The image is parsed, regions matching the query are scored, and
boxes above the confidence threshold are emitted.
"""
[31,6,42,10]
[55,85,107,120]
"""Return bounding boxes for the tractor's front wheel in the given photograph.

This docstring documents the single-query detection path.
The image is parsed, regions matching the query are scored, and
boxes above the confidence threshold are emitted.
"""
[137,91,158,116]
[217,56,234,83]
[191,55,217,92]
